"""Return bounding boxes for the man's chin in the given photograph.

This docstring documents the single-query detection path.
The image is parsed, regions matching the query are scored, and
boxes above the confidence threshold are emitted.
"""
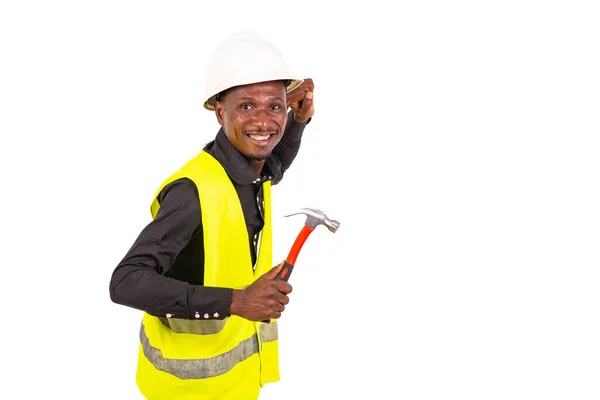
[247,152,271,162]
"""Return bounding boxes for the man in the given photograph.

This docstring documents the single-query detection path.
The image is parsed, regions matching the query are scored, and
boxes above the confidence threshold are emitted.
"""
[109,32,315,400]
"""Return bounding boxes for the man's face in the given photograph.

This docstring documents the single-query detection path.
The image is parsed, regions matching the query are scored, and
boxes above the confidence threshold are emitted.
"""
[214,80,288,161]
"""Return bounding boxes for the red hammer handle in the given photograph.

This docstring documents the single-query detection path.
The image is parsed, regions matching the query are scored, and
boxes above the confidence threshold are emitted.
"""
[274,225,314,281]
[262,225,315,323]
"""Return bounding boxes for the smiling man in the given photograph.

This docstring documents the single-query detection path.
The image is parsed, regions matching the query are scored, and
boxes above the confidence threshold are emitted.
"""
[109,32,315,400]
[215,80,291,169]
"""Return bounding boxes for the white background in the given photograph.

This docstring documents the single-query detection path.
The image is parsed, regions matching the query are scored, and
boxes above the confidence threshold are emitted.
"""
[1,1,599,399]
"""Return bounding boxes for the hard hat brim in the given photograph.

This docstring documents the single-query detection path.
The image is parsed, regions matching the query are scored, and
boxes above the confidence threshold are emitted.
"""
[203,78,304,111]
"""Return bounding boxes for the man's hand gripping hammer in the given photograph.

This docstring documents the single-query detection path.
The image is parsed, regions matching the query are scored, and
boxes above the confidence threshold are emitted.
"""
[275,208,340,281]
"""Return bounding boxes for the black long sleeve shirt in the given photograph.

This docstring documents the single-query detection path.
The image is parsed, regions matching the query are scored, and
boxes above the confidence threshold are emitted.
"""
[109,111,308,321]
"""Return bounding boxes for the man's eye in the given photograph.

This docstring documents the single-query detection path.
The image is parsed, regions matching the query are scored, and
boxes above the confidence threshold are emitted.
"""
[270,104,281,110]
[241,104,252,110]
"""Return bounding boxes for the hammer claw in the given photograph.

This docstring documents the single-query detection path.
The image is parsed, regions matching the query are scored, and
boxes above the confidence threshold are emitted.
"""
[285,207,340,233]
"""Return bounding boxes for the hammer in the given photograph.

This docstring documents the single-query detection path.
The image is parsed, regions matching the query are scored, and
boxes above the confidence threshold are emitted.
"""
[274,208,340,281]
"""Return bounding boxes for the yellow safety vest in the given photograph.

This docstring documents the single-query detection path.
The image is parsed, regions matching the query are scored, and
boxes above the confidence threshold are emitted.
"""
[135,150,279,400]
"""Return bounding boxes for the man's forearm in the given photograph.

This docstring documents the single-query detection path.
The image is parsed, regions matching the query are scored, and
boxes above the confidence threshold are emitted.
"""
[109,265,232,320]
[274,110,310,171]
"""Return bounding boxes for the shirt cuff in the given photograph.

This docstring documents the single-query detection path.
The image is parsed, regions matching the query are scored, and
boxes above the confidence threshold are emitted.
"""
[188,285,233,320]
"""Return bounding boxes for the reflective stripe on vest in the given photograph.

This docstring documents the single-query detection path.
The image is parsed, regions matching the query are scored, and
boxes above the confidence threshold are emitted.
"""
[159,317,227,335]
[140,321,278,380]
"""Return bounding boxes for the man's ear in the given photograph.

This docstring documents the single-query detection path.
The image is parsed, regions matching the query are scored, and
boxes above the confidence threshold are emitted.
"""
[214,101,224,126]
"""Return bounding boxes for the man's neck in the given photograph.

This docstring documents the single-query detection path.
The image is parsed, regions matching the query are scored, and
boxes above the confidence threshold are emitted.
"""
[249,160,265,175]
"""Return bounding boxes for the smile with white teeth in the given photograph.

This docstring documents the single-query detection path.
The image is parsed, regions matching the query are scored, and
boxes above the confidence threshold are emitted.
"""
[248,134,271,141]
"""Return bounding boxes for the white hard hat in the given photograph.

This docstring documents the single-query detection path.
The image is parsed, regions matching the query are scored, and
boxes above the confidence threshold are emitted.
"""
[203,31,304,111]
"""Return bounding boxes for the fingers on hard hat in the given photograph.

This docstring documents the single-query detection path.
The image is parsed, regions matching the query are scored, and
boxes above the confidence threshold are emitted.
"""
[287,90,306,103]
[301,78,314,91]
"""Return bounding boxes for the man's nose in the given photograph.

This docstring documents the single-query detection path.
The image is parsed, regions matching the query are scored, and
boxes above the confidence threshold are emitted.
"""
[251,109,270,129]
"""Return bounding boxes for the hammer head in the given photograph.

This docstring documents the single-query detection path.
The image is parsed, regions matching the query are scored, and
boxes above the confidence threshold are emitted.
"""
[285,208,340,232]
